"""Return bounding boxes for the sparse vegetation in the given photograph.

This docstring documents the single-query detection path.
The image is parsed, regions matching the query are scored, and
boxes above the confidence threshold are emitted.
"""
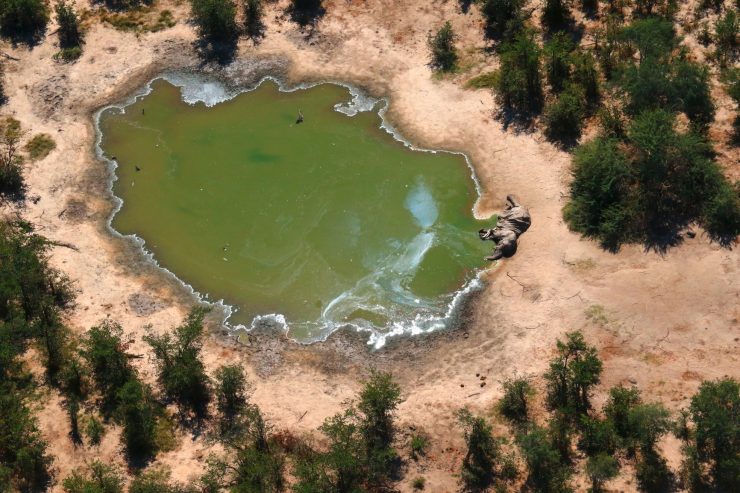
[24,133,56,161]
[429,21,458,72]
[0,0,48,42]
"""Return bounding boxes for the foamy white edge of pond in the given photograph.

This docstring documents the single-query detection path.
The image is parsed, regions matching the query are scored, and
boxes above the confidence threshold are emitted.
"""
[94,70,493,350]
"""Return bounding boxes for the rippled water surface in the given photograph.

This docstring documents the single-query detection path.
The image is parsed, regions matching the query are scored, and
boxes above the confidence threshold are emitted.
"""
[100,78,491,344]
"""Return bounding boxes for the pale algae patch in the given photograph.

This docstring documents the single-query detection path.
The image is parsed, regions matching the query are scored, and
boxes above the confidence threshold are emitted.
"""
[99,74,492,347]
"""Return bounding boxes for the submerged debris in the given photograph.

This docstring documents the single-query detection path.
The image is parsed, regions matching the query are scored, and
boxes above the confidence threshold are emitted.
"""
[479,194,531,261]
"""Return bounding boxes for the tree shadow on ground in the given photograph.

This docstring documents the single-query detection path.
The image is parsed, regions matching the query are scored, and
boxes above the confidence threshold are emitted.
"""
[193,38,238,66]
[459,0,474,14]
[287,1,326,29]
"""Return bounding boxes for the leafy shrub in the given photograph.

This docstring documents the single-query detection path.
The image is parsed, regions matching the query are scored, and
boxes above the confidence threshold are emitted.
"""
[498,376,533,426]
[480,0,524,38]
[412,476,426,490]
[466,71,498,89]
[429,21,458,72]
[714,8,738,67]
[517,425,571,492]
[703,180,740,243]
[578,416,618,456]
[24,134,56,160]
[410,433,429,459]
[55,1,82,49]
[586,453,619,493]
[81,321,135,408]
[571,50,601,108]
[457,409,499,491]
[0,118,26,202]
[214,364,249,436]
[190,0,238,43]
[0,0,48,41]
[62,461,123,493]
[544,32,573,93]
[687,378,739,491]
[129,467,177,493]
[493,29,544,115]
[116,379,158,459]
[84,416,105,445]
[544,84,587,144]
[55,46,82,62]
[144,308,212,418]
[544,331,603,416]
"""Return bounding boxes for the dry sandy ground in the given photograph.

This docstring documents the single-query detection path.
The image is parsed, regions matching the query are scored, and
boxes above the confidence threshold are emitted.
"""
[2,0,738,491]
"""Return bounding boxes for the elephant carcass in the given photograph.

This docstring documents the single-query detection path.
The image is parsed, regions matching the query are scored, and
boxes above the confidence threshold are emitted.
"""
[478,195,531,261]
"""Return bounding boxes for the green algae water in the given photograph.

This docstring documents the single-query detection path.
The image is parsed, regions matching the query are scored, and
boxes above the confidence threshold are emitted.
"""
[99,76,491,346]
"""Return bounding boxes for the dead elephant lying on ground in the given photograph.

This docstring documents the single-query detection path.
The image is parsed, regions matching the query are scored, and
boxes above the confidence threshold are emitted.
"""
[479,195,531,261]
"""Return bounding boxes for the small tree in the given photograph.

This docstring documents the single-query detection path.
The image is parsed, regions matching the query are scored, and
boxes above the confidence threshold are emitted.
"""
[498,376,533,426]
[544,32,573,93]
[80,320,135,410]
[0,0,48,41]
[129,467,177,493]
[687,378,739,491]
[357,370,402,484]
[62,461,124,493]
[586,453,619,493]
[214,364,249,435]
[293,409,365,493]
[428,21,458,72]
[481,0,524,38]
[190,0,238,43]
[456,409,499,491]
[0,117,26,202]
[116,379,158,460]
[544,84,586,144]
[494,29,544,115]
[54,1,82,61]
[544,331,603,417]
[714,8,738,67]
[144,308,212,418]
[517,425,570,492]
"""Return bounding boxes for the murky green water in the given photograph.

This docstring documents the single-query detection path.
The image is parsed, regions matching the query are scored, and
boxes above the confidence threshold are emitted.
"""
[100,78,491,344]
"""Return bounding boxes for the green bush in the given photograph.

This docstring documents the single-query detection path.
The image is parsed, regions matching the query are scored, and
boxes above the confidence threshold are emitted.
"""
[190,0,238,43]
[428,21,458,72]
[116,379,158,459]
[457,409,499,491]
[466,71,498,89]
[144,308,212,417]
[84,416,105,445]
[703,180,740,243]
[412,476,426,490]
[214,364,249,435]
[81,321,135,409]
[586,453,619,493]
[129,467,177,493]
[24,133,56,161]
[0,118,26,202]
[687,378,739,491]
[544,331,603,417]
[410,433,429,459]
[714,8,738,67]
[544,84,587,144]
[480,0,524,38]
[517,425,570,492]
[0,0,48,41]
[498,376,533,426]
[578,416,618,456]
[62,461,123,493]
[571,50,601,108]
[544,32,573,93]
[493,30,544,115]
[55,1,82,49]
